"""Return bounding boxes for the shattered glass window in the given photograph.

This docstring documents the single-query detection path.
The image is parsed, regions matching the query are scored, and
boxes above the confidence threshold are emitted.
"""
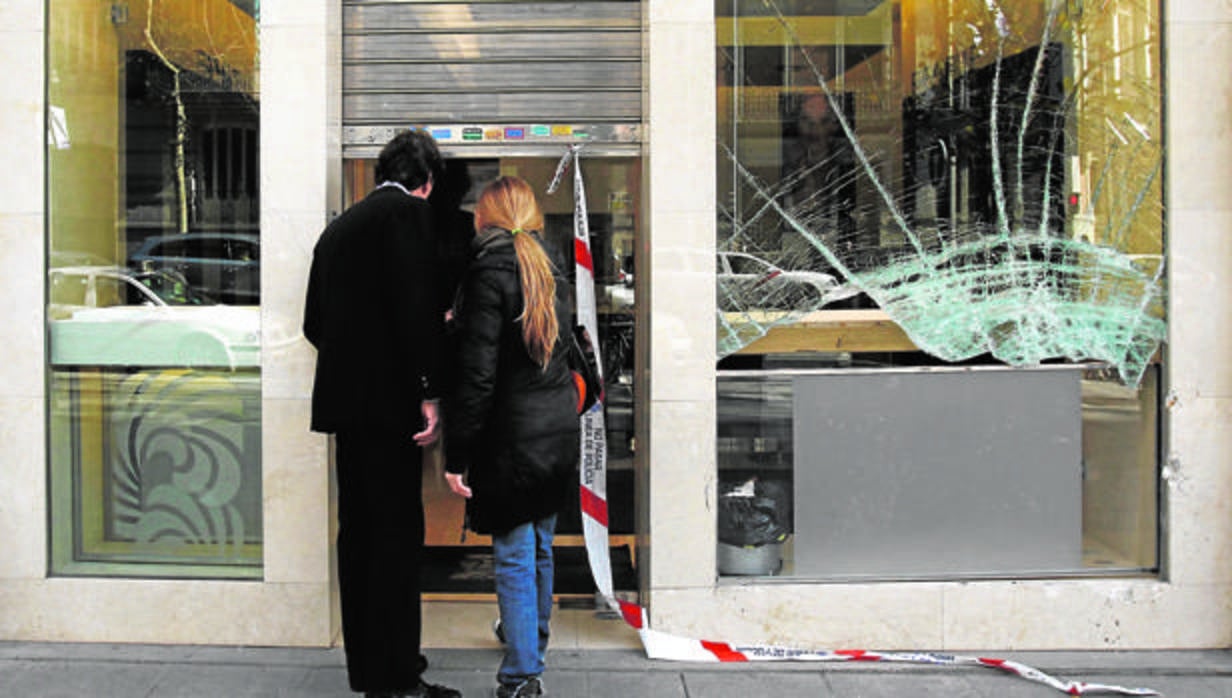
[717,0,1163,387]
[715,0,1162,579]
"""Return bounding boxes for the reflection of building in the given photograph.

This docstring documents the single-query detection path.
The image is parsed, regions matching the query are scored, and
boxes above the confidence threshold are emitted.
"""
[902,43,1067,230]
[2,0,1231,658]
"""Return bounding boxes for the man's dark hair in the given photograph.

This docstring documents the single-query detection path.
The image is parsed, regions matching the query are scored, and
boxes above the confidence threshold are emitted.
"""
[375,129,443,191]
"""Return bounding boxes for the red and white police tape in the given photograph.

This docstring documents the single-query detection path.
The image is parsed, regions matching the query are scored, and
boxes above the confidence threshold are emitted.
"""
[549,146,614,602]
[547,147,1157,697]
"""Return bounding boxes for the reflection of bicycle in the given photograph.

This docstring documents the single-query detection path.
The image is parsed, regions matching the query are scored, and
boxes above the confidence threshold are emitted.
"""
[599,314,634,384]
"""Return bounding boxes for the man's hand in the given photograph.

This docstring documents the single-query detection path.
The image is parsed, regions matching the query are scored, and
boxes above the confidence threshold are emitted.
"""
[445,472,472,498]
[412,400,440,446]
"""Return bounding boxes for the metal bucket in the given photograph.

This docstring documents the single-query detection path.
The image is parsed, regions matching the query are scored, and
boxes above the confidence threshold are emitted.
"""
[717,541,782,576]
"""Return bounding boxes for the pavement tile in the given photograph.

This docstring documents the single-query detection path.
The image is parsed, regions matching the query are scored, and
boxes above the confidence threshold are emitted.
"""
[424,669,503,698]
[995,650,1232,673]
[685,670,831,697]
[293,666,486,698]
[824,671,990,697]
[574,669,688,698]
[144,663,314,697]
[1,659,166,698]
[540,648,650,671]
[956,672,1093,697]
[540,669,601,698]
[1069,674,1230,698]
[294,665,352,696]
[425,647,505,671]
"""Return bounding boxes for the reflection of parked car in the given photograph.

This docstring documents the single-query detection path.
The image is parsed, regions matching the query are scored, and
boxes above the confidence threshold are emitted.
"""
[717,251,856,310]
[48,266,260,369]
[128,232,260,304]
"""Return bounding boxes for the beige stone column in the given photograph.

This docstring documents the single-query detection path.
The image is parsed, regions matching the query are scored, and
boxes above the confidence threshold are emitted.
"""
[257,0,343,644]
[642,0,719,622]
[0,0,49,591]
[1161,0,1232,601]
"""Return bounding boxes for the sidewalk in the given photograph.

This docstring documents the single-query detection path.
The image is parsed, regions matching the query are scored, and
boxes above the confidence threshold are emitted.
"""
[5,642,1232,696]
[2,603,1231,697]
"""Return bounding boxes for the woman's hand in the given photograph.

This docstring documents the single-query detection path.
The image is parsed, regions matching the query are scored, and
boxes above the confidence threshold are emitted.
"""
[445,472,472,498]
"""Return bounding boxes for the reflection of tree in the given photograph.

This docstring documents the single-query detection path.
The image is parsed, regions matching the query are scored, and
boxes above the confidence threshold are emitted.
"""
[120,0,259,238]
[143,0,189,232]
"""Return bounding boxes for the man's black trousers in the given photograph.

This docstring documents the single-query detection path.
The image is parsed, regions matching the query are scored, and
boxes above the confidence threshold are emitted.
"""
[334,429,428,693]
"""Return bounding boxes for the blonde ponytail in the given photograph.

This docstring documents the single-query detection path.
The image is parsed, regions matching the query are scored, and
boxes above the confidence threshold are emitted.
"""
[473,177,558,369]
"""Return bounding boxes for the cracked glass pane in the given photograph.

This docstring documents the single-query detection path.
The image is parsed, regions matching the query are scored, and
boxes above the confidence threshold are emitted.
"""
[717,0,1163,386]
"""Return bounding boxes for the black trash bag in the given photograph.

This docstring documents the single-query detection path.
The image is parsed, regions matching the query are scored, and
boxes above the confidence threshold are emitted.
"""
[755,478,792,533]
[717,478,791,547]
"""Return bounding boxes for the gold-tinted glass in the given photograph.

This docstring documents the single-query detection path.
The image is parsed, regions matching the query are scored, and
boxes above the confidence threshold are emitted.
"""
[47,0,261,578]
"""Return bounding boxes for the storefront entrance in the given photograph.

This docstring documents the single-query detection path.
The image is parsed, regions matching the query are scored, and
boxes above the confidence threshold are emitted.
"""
[343,155,641,598]
[339,0,644,600]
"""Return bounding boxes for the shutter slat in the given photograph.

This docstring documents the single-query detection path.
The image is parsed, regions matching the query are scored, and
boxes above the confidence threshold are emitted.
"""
[345,2,640,31]
[344,61,641,91]
[342,1,643,156]
[344,32,640,62]
[345,91,642,123]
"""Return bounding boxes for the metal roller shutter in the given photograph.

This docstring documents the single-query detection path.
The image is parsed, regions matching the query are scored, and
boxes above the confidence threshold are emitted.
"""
[342,1,643,157]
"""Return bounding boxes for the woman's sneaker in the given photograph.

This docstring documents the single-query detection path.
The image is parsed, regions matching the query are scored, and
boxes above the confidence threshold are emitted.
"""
[494,677,543,698]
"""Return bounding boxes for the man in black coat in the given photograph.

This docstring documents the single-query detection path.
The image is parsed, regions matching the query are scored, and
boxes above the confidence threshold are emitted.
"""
[303,129,459,698]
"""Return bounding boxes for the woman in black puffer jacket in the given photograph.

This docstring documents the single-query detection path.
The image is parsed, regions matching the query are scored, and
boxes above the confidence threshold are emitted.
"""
[444,176,579,698]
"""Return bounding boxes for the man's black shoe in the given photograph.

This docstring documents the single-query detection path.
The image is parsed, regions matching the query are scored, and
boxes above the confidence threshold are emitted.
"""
[408,679,463,698]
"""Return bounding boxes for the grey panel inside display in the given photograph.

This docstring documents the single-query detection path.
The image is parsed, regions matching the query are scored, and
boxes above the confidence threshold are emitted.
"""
[791,368,1083,579]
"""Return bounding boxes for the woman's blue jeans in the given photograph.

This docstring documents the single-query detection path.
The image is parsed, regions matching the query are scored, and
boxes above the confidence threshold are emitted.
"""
[492,514,556,685]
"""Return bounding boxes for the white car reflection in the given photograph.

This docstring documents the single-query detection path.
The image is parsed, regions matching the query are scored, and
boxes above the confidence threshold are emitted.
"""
[717,251,857,311]
[601,280,635,311]
[48,266,260,369]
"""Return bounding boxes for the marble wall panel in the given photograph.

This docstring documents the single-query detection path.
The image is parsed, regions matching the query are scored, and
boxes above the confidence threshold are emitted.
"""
[1167,210,1232,400]
[1161,397,1232,585]
[0,1,44,32]
[1168,0,1232,24]
[1165,23,1232,214]
[0,28,44,215]
[941,580,1232,649]
[0,398,46,580]
[262,399,330,584]
[0,579,333,646]
[651,583,947,650]
[260,25,338,219]
[0,213,46,399]
[645,400,716,591]
[261,209,323,401]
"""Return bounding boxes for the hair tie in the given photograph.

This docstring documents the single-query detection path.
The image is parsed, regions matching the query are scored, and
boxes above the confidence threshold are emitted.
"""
[509,227,523,236]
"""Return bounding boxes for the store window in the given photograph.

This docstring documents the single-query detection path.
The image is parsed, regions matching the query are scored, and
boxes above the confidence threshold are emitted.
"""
[47,0,261,578]
[715,1,1162,579]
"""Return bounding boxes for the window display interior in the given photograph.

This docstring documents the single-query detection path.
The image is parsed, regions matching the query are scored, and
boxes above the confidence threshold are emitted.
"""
[716,0,1162,580]
[47,0,262,578]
